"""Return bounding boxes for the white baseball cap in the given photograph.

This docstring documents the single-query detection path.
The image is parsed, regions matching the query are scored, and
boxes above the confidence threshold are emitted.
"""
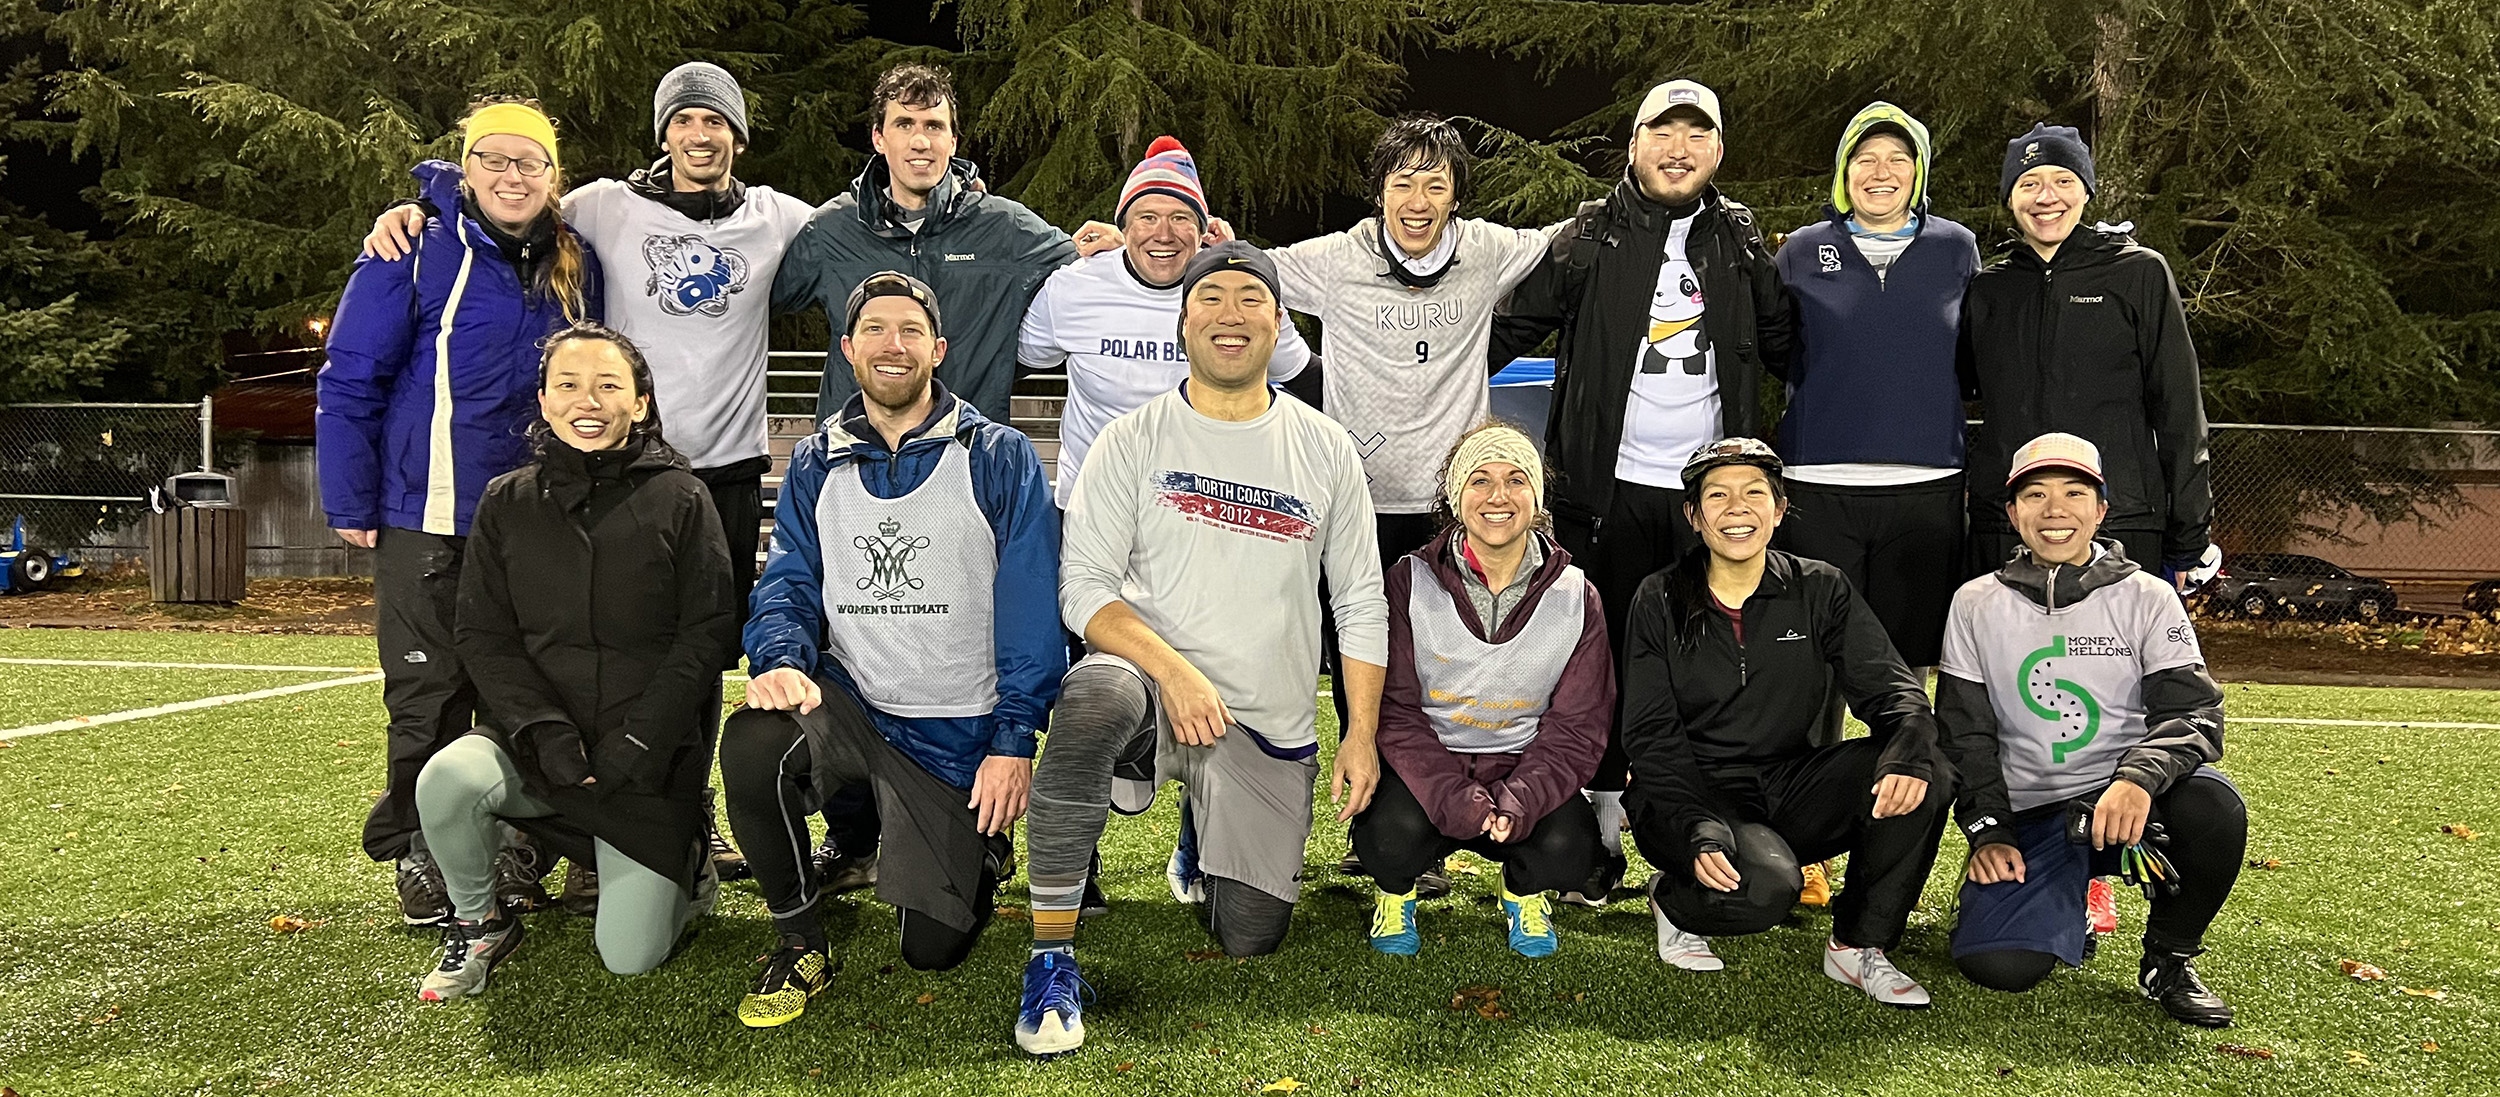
[1635,79,1724,132]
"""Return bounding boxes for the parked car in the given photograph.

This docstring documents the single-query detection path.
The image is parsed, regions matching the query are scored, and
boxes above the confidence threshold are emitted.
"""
[2207,553,2400,622]
[2464,579,2500,620]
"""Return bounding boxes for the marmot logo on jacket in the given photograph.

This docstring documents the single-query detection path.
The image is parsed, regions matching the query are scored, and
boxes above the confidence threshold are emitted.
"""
[1151,470,1317,544]
[849,517,937,606]
[2016,635,2132,763]
[642,233,749,317]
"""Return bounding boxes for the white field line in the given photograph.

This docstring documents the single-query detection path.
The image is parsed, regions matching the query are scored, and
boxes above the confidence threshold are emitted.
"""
[0,657,377,673]
[0,672,384,741]
[2234,716,2500,730]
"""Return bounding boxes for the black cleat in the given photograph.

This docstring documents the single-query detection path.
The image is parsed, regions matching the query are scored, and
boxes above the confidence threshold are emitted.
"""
[559,857,600,918]
[1080,849,1110,919]
[2140,950,2235,1028]
[707,820,751,882]
[397,852,452,928]
[1558,852,1627,908]
[811,842,879,894]
[1413,861,1452,901]
[492,840,551,914]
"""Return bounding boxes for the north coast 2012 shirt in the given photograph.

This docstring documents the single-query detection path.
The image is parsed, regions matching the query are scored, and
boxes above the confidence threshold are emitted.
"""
[1059,387,1387,749]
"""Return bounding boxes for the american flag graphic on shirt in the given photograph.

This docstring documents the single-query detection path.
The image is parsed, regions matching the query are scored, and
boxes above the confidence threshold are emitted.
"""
[1151,470,1318,543]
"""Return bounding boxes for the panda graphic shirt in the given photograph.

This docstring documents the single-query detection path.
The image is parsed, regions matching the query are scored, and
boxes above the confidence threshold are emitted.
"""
[564,180,813,471]
[1614,213,1723,489]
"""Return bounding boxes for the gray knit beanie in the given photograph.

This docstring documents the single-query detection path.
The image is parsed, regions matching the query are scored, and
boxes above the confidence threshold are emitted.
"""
[653,62,749,144]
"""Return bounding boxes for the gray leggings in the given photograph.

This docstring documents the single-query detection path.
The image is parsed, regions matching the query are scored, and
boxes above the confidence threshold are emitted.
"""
[414,735,690,975]
[1031,662,1297,957]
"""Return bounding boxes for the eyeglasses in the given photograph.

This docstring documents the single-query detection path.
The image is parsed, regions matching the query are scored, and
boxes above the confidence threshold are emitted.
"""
[468,151,552,178]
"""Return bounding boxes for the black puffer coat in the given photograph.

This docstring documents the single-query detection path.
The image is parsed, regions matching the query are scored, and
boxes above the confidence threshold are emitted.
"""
[455,436,739,892]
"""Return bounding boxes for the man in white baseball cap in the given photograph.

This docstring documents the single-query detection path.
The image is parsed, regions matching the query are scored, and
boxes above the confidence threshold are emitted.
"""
[1490,76,1795,905]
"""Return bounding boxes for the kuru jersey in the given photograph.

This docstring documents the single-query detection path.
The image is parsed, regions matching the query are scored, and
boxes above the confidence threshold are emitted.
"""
[1271,218,1552,514]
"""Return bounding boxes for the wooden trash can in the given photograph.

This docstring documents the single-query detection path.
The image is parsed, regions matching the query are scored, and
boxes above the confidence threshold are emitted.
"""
[149,472,248,603]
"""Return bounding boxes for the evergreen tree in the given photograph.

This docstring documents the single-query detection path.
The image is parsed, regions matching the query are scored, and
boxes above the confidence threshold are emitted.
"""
[23,0,877,396]
[948,0,1415,237]
[1446,0,2500,426]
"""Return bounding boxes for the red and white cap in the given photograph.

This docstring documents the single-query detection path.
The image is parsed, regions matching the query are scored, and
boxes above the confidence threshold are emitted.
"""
[2006,432,2103,486]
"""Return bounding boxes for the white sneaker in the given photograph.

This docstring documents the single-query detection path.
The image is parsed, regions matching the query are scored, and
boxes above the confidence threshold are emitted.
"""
[1646,881,1723,971]
[1823,938,1931,1008]
[1166,848,1206,904]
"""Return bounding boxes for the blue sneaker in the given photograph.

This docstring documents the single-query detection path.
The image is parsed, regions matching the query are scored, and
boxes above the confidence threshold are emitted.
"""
[1368,888,1420,956]
[1014,949,1090,1055]
[1502,889,1559,958]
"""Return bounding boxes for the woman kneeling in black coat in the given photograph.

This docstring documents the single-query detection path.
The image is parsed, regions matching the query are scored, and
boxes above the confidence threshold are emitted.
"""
[412,323,740,1000]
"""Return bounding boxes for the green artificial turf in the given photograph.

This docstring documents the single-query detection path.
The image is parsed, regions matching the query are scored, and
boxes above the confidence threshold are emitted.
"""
[0,632,2490,1096]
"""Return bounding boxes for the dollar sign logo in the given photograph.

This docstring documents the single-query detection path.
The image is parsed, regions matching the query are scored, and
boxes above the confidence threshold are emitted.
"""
[2019,636,2101,764]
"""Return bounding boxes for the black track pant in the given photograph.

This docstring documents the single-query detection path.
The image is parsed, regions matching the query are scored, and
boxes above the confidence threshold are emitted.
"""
[718,699,1001,971]
[1351,761,1598,895]
[1637,738,1952,951]
[362,528,478,862]
[1562,481,1700,790]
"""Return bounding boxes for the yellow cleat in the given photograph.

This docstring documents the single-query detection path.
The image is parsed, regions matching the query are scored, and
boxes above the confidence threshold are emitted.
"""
[1798,861,1833,907]
[739,938,834,1029]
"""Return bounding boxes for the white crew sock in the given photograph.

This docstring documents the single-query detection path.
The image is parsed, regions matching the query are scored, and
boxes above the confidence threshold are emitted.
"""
[1588,790,1626,856]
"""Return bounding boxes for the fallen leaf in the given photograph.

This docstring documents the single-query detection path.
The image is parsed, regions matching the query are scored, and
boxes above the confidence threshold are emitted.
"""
[1115,1062,1135,1073]
[90,1003,121,1025]
[1184,947,1225,961]
[807,1069,823,1078]
[1445,859,1481,876]
[1448,984,1510,1020]
[1206,1046,1224,1057]
[1552,991,1586,1002]
[914,992,936,1005]
[1306,1025,1328,1034]
[2421,1041,2439,1052]
[992,904,1029,920]
[2340,959,2388,981]
[162,783,184,792]
[1996,1067,2015,1077]
[1262,1080,1308,1094]
[2442,824,2479,840]
[268,914,328,934]
[2325,768,2339,775]
[2346,1050,2371,1065]
[1190,1021,1208,1031]
[2398,986,2446,999]
[2247,858,2285,870]
[2215,1044,2276,1060]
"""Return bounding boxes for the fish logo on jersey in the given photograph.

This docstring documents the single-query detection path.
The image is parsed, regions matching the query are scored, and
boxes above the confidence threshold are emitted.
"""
[1642,258,1709,375]
[643,233,750,317]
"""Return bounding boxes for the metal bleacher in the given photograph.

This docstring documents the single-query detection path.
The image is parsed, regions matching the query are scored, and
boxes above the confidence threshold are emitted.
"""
[762,350,1062,559]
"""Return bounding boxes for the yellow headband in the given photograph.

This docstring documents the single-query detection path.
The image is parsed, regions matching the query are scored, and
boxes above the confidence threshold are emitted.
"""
[461,103,561,175]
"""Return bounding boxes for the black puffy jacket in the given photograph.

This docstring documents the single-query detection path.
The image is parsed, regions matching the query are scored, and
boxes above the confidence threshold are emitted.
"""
[455,436,739,892]
[1959,226,2212,567]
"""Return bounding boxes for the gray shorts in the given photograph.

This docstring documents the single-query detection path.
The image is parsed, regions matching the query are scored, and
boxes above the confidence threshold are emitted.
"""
[1078,652,1317,904]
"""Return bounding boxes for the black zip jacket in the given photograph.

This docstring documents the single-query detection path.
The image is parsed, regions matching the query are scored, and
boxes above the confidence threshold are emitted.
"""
[1622,549,1943,859]
[1936,539,2226,851]
[455,436,741,891]
[1958,226,2212,567]
[1490,178,1794,540]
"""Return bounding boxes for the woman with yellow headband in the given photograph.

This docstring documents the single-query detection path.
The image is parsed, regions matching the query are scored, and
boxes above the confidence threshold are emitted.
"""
[317,97,605,929]
[1353,422,1613,960]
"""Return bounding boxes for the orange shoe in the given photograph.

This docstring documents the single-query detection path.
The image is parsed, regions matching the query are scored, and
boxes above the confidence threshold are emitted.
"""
[1798,860,1833,907]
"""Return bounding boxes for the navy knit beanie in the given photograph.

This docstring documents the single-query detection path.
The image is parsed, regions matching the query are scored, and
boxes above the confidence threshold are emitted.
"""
[1999,123,2095,201]
[654,62,750,145]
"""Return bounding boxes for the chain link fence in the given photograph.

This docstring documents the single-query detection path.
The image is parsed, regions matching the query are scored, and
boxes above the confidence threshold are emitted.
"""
[0,401,210,556]
[2207,424,2500,616]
